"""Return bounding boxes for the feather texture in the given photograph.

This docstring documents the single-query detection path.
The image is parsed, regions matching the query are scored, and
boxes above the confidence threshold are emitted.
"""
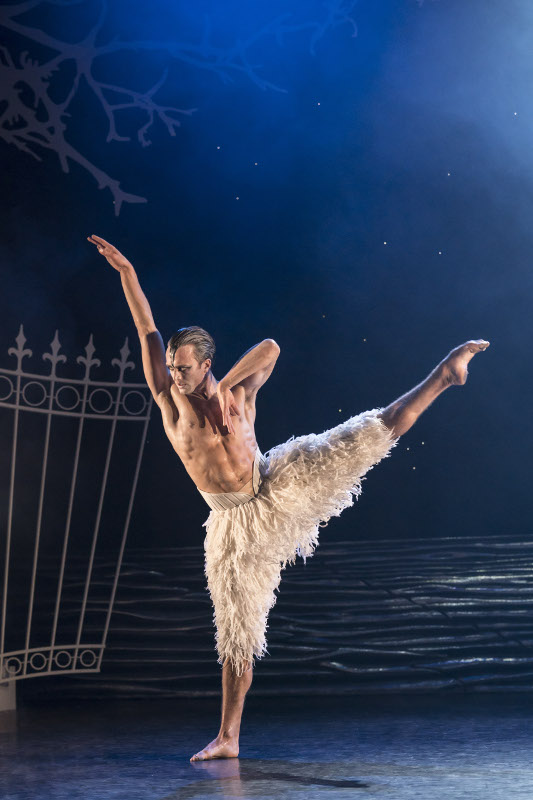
[203,408,398,676]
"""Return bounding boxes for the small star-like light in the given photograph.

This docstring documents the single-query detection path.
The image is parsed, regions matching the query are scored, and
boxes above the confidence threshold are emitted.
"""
[406,447,410,451]
[447,172,451,176]
[412,466,416,470]
[317,102,321,106]
[363,338,366,342]
[254,162,258,166]
[438,251,442,255]
[421,441,425,445]
[384,241,387,245]
[339,409,342,412]
[217,146,221,150]
[236,196,240,200]
[322,314,326,318]
[514,112,518,116]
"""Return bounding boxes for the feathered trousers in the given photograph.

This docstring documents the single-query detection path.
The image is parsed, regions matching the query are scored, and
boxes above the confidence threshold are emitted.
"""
[202,408,398,676]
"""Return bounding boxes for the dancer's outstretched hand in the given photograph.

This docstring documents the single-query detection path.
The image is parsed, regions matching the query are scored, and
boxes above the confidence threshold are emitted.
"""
[216,381,240,435]
[87,235,132,272]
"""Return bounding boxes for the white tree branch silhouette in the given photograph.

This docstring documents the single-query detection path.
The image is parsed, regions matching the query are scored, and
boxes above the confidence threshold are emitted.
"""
[0,0,357,215]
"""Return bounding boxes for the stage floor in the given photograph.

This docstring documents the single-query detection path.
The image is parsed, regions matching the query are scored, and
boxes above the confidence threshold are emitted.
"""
[1,693,532,799]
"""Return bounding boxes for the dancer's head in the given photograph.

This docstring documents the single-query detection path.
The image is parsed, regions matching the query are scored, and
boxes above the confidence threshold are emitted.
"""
[166,326,215,395]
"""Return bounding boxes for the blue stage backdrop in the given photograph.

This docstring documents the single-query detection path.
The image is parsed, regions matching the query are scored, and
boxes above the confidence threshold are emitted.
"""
[2,0,533,699]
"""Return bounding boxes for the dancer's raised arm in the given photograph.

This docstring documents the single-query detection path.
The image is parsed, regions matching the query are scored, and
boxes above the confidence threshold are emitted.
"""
[220,340,279,396]
[87,235,171,403]
[216,340,279,432]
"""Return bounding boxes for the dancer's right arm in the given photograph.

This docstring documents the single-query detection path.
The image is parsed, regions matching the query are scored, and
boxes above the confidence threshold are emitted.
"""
[87,235,172,409]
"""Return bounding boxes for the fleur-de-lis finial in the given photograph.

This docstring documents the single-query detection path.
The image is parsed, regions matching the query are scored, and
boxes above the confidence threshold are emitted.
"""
[8,325,32,366]
[77,335,101,380]
[111,337,135,381]
[43,330,67,375]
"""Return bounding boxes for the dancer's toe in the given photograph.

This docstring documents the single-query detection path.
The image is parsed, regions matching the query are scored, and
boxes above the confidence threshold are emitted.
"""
[468,339,490,352]
[440,339,490,386]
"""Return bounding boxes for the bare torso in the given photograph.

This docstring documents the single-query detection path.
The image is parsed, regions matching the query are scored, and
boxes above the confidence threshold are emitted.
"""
[159,382,259,494]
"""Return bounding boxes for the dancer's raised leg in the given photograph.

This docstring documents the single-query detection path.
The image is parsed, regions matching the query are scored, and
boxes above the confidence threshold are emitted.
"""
[379,340,489,437]
[190,659,253,761]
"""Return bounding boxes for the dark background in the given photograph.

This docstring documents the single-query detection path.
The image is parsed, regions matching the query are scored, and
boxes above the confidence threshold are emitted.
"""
[1,0,530,550]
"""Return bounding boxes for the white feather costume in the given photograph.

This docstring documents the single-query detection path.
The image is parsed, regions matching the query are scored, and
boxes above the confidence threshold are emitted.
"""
[201,408,398,676]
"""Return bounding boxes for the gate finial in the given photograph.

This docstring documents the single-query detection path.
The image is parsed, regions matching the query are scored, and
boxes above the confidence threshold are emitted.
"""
[43,330,67,375]
[8,325,32,366]
[77,334,101,380]
[111,337,134,381]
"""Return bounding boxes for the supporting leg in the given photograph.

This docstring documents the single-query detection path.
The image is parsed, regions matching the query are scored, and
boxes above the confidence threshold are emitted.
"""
[379,339,489,438]
[190,658,253,761]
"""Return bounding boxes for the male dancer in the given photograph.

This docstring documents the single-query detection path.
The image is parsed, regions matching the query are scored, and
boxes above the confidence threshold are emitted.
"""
[88,234,489,761]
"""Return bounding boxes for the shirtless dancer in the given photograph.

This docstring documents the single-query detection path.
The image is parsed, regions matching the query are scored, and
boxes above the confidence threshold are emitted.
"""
[88,234,489,762]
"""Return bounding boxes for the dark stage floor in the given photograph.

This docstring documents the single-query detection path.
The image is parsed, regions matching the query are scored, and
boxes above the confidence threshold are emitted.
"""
[1,693,533,799]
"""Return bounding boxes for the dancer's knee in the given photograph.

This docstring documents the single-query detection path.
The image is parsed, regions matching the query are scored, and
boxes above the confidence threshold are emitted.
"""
[379,404,418,438]
[378,406,399,432]
[223,656,254,680]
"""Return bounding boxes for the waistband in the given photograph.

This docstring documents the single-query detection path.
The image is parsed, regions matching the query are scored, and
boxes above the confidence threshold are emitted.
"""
[198,448,266,511]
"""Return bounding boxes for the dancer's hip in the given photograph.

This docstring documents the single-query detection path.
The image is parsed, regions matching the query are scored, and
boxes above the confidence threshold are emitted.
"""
[197,448,266,511]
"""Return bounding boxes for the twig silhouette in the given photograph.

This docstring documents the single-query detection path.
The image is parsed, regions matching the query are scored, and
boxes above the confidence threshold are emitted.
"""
[0,0,357,214]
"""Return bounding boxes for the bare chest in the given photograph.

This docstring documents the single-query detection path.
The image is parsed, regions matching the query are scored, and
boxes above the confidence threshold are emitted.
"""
[161,390,258,491]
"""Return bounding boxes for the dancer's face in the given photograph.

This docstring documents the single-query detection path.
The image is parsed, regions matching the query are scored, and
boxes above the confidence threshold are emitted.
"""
[166,344,211,395]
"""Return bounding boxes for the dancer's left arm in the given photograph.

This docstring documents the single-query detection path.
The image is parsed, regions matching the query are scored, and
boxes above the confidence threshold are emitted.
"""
[217,340,280,431]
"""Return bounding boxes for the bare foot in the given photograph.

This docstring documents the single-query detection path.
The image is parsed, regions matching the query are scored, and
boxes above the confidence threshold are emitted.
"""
[190,735,239,762]
[439,339,490,386]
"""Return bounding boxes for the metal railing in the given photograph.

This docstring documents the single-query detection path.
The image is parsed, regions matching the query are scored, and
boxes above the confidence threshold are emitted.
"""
[0,326,152,699]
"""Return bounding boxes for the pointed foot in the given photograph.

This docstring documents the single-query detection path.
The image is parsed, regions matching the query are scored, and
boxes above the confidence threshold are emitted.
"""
[439,339,490,386]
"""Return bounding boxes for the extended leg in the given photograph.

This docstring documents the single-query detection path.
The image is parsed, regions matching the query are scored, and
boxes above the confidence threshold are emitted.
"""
[379,340,489,437]
[190,658,253,761]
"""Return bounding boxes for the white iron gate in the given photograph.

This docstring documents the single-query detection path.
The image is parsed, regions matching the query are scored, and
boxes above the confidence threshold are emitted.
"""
[0,326,153,710]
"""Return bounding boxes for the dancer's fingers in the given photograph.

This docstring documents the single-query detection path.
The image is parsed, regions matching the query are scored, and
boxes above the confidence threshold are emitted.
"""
[90,234,111,247]
[225,410,235,434]
[87,236,107,254]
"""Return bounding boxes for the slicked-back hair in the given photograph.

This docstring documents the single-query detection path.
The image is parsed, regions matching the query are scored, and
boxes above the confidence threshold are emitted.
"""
[167,326,215,367]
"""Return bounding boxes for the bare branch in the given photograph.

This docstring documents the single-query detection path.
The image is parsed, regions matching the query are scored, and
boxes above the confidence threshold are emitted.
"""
[0,0,358,213]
